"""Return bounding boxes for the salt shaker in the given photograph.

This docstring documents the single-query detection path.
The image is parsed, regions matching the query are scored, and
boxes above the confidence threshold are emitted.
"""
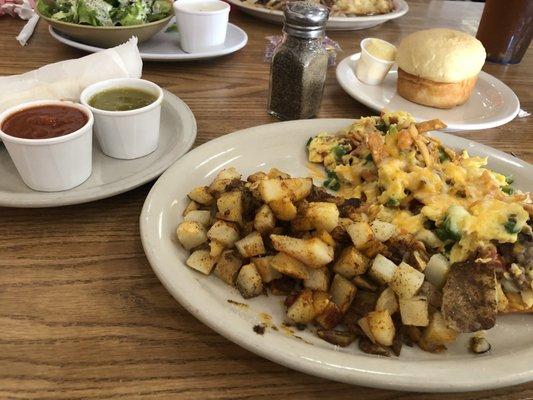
[267,1,329,120]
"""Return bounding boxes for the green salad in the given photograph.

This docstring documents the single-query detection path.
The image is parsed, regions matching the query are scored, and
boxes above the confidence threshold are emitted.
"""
[37,0,172,26]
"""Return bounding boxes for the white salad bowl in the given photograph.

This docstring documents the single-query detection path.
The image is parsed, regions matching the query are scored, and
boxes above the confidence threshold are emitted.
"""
[0,100,93,192]
[80,78,163,160]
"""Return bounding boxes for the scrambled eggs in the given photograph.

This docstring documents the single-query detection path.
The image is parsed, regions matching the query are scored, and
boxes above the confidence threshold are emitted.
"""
[308,112,531,262]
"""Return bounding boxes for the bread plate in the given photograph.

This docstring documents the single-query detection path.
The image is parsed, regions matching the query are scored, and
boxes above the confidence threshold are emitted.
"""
[0,90,196,207]
[139,118,532,392]
[226,0,408,30]
[336,53,520,132]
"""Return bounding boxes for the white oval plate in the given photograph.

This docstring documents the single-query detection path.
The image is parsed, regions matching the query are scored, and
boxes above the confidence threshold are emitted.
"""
[227,0,408,30]
[140,119,533,392]
[48,23,248,61]
[0,90,196,208]
[337,53,521,132]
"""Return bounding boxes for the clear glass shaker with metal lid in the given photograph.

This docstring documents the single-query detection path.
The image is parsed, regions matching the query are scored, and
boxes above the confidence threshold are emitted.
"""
[267,1,330,120]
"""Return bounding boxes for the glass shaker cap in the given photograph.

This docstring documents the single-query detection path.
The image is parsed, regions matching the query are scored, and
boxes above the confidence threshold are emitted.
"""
[283,1,330,38]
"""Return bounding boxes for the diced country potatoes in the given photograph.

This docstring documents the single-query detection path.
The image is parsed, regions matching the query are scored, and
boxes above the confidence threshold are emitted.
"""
[270,234,334,268]
[270,252,310,280]
[305,202,339,232]
[254,204,276,233]
[269,197,297,221]
[183,200,199,216]
[235,231,265,258]
[209,240,225,258]
[236,263,263,298]
[421,311,458,346]
[389,262,425,299]
[333,246,369,279]
[284,178,312,201]
[375,287,398,315]
[176,167,489,357]
[251,256,281,283]
[286,289,316,324]
[258,179,285,203]
[369,254,398,284]
[176,221,208,250]
[184,210,211,227]
[330,274,357,313]
[399,295,429,326]
[346,221,374,249]
[424,254,450,289]
[304,267,329,291]
[207,220,240,247]
[186,249,216,275]
[188,186,214,205]
[214,250,243,285]
[370,220,396,242]
[366,310,395,346]
[217,191,243,224]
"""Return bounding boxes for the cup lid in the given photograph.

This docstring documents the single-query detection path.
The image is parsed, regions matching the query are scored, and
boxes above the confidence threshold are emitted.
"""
[283,1,329,38]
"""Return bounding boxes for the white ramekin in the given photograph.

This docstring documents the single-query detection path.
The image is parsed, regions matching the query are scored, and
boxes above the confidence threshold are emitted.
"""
[173,0,230,54]
[80,78,163,160]
[355,38,397,85]
[0,100,93,192]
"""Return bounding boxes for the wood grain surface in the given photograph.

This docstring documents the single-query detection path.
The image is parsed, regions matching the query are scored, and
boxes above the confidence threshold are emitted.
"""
[0,1,532,398]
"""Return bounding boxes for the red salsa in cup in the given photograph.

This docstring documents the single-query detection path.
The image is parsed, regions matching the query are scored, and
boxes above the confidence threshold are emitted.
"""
[1,104,88,140]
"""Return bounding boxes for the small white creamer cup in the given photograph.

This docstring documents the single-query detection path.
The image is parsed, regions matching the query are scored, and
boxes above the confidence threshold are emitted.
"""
[355,38,397,85]
[80,78,163,160]
[173,0,230,54]
[0,100,93,192]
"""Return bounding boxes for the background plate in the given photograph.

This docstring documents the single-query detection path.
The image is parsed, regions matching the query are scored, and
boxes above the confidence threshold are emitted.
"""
[336,53,521,131]
[140,119,533,392]
[49,23,248,61]
[226,0,408,30]
[0,90,196,208]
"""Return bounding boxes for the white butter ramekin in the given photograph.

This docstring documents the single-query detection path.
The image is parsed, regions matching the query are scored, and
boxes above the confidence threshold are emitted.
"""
[0,100,93,192]
[173,0,230,54]
[80,78,163,160]
[355,38,397,85]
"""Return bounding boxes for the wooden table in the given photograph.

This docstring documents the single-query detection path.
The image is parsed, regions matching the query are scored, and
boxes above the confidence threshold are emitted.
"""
[1,1,532,398]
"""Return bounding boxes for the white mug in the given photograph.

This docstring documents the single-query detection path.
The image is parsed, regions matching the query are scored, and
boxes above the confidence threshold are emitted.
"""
[173,0,230,53]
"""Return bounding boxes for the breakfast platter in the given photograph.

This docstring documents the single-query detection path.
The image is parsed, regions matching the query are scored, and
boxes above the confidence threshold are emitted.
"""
[226,0,409,30]
[48,24,249,61]
[140,117,533,392]
[336,53,521,131]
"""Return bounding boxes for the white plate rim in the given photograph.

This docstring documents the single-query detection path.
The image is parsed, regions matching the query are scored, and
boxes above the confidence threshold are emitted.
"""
[226,0,409,28]
[140,118,533,392]
[0,89,196,208]
[48,24,248,61]
[336,53,521,131]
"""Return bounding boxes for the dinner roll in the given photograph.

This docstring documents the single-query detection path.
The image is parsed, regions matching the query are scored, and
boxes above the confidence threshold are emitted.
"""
[396,29,486,109]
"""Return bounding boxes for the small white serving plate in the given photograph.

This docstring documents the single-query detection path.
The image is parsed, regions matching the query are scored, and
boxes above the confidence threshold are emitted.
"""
[48,23,248,61]
[140,118,533,392]
[0,90,196,208]
[336,53,521,132]
[226,0,408,30]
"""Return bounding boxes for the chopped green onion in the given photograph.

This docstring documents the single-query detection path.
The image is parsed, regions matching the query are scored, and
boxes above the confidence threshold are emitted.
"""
[502,185,514,195]
[387,124,398,135]
[323,170,340,191]
[439,148,450,163]
[385,198,399,207]
[504,216,520,234]
[505,174,514,185]
[376,120,388,133]
[364,153,373,164]
[332,145,347,160]
[306,137,313,148]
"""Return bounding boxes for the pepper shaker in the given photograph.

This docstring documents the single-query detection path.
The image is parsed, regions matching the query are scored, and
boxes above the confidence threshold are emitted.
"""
[267,1,329,120]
